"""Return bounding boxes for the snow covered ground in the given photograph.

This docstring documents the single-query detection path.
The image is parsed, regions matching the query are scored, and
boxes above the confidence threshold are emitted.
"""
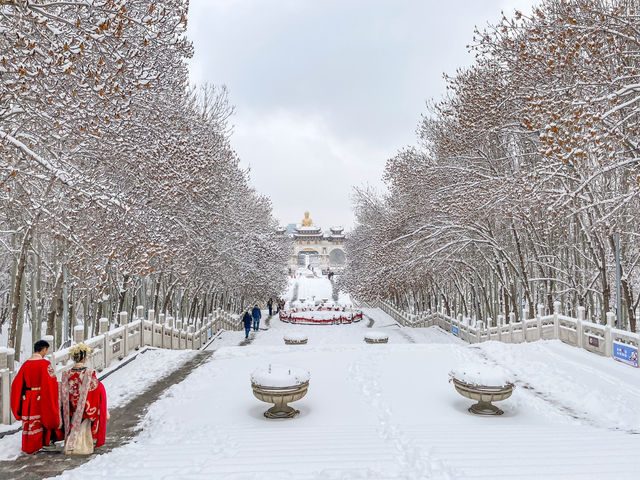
[294,271,335,303]
[46,294,640,479]
[3,276,636,478]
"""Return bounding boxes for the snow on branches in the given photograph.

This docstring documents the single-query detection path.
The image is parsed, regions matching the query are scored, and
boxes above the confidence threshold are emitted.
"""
[0,1,289,354]
[342,0,640,333]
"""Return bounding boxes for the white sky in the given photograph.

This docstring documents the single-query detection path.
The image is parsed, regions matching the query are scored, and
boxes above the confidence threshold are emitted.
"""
[187,0,535,230]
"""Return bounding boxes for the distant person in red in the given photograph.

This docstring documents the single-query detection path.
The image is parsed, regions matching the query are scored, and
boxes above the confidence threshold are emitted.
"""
[61,344,108,455]
[10,339,62,454]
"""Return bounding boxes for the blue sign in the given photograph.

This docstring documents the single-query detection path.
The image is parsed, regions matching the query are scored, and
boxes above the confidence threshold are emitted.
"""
[452,325,459,336]
[207,328,213,340]
[613,342,638,368]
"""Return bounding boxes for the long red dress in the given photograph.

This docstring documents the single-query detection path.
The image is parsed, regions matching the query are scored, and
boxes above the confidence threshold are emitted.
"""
[61,368,107,450]
[10,358,62,454]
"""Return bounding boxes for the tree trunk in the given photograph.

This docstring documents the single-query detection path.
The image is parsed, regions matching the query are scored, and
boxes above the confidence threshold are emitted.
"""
[30,251,42,348]
[93,299,103,336]
[9,228,33,350]
[117,273,130,320]
[46,270,64,348]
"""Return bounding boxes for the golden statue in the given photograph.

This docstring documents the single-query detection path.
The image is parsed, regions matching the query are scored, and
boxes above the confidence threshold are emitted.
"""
[301,211,313,227]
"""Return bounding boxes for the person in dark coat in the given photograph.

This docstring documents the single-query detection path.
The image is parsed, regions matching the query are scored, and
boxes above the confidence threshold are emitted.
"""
[251,305,262,331]
[241,310,252,338]
[267,298,273,316]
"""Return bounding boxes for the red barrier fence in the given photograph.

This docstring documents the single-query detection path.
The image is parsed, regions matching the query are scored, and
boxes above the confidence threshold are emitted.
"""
[279,311,363,325]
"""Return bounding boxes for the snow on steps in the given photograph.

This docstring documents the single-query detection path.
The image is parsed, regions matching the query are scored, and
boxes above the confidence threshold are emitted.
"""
[68,424,639,479]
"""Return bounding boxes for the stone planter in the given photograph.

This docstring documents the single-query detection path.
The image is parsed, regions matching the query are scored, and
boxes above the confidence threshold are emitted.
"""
[364,332,389,344]
[284,335,308,345]
[251,366,310,419]
[450,377,514,415]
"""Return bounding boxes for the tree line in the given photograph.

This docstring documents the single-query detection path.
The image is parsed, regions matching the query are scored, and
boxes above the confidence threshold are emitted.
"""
[0,0,290,357]
[341,0,640,332]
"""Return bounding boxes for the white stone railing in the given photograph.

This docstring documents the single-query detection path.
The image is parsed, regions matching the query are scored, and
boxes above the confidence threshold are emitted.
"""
[374,299,639,366]
[0,306,241,425]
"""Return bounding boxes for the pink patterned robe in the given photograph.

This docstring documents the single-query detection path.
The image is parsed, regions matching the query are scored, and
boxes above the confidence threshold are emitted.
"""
[61,368,108,450]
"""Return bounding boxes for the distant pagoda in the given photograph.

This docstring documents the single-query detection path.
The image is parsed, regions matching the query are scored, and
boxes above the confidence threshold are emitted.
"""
[281,212,347,269]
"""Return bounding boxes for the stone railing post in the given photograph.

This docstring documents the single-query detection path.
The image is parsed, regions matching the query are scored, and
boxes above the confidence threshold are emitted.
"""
[123,323,129,357]
[553,301,561,340]
[148,309,155,324]
[188,325,195,349]
[7,349,14,372]
[576,306,585,348]
[73,325,84,344]
[0,348,11,424]
[136,305,144,320]
[119,311,128,325]
[0,349,6,370]
[0,369,11,424]
[167,317,175,349]
[102,333,109,370]
[537,304,544,340]
[99,317,109,335]
[605,312,615,357]
[509,312,516,343]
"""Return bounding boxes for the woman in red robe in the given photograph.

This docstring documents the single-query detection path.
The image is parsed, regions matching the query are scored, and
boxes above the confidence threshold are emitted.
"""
[10,339,62,454]
[61,344,108,455]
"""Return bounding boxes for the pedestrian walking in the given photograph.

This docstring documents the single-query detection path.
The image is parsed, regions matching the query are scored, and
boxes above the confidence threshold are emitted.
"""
[252,304,262,331]
[267,298,273,316]
[10,339,62,453]
[241,310,252,338]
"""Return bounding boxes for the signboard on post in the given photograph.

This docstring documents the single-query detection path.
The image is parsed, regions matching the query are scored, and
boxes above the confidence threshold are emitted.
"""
[207,328,212,340]
[452,325,459,337]
[588,336,599,348]
[613,342,638,367]
[112,342,121,354]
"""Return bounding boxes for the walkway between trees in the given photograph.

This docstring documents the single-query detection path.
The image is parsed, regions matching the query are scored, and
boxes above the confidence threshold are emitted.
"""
[0,351,213,480]
[4,324,264,478]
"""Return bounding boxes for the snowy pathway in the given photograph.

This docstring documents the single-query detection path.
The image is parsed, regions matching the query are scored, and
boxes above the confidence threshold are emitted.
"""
[0,350,210,479]
[43,305,640,480]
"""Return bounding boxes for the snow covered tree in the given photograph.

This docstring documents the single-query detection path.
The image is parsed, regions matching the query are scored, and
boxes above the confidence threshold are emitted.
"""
[343,0,640,332]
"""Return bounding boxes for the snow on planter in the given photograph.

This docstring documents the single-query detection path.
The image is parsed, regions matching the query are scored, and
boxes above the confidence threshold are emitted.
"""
[251,364,310,387]
[449,363,513,387]
[364,331,389,343]
[283,332,308,344]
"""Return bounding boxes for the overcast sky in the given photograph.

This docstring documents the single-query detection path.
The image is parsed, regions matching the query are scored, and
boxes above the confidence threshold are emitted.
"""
[187,0,535,230]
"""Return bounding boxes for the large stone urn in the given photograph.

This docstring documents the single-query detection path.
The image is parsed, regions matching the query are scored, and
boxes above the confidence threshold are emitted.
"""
[251,365,310,419]
[449,367,514,415]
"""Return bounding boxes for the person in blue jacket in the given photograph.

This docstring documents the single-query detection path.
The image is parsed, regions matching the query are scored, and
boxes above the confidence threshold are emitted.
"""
[251,305,262,331]
[242,310,252,338]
